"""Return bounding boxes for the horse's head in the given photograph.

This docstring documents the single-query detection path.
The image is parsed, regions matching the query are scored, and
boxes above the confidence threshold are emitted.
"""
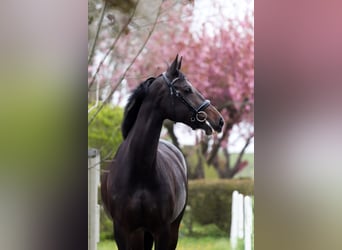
[152,55,224,135]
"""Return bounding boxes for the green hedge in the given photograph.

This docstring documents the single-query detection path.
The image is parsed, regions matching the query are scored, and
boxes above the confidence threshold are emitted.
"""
[187,178,254,234]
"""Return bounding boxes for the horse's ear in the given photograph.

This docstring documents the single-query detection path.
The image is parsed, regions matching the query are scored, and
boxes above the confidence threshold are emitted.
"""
[167,54,179,76]
[178,56,182,70]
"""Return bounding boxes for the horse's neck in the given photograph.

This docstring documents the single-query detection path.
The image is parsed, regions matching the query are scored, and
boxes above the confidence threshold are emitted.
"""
[126,99,163,170]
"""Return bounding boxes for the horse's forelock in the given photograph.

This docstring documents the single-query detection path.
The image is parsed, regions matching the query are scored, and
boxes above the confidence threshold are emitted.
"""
[121,77,155,138]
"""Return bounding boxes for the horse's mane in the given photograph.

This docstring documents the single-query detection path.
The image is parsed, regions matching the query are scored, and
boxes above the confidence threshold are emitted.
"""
[121,77,156,138]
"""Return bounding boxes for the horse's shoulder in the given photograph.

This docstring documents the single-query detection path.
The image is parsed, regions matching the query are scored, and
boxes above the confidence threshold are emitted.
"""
[158,139,187,176]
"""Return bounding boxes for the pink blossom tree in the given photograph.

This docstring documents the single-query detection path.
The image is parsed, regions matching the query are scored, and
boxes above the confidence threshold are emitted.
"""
[123,1,254,178]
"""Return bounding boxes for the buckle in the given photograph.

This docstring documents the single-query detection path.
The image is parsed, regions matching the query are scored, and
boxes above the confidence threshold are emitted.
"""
[196,111,207,122]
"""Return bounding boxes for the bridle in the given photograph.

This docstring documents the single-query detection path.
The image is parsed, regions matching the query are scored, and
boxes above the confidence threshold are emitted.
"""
[162,72,211,123]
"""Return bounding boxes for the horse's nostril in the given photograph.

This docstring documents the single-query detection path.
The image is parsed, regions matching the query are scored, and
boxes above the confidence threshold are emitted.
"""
[219,117,224,127]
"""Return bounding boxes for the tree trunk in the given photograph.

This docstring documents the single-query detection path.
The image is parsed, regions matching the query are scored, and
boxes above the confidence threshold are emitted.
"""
[163,120,180,149]
[211,152,234,179]
[194,147,205,179]
[206,100,252,178]
[215,134,253,178]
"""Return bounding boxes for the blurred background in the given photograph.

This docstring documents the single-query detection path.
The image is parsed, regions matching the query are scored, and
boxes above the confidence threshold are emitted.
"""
[88,0,254,249]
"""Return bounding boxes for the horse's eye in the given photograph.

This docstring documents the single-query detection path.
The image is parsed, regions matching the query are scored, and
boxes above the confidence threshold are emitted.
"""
[184,87,192,94]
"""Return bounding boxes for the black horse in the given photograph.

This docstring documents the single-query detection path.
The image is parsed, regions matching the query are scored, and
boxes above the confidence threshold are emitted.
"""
[101,55,224,250]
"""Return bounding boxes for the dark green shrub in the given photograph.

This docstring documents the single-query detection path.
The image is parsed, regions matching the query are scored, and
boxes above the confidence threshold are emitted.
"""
[88,104,123,164]
[188,179,254,234]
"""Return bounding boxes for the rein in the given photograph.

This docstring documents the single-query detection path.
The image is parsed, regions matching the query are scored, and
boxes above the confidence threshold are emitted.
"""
[162,72,210,123]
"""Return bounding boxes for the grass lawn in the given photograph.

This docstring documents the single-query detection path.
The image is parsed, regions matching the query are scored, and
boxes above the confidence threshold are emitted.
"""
[98,236,231,250]
[98,223,232,250]
[177,236,231,250]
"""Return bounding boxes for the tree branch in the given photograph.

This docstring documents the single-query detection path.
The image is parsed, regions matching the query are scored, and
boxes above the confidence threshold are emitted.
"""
[200,136,208,156]
[206,97,251,167]
[206,122,230,165]
[88,2,162,126]
[231,133,253,175]
[88,0,139,90]
[88,1,108,65]
[206,104,238,165]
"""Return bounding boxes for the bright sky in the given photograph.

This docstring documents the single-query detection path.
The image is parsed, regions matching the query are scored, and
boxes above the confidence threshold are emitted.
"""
[191,0,253,33]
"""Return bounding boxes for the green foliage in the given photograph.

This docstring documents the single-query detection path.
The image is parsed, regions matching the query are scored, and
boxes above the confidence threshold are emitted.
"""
[88,104,124,163]
[204,164,220,179]
[100,207,114,241]
[98,240,117,250]
[187,179,254,234]
[180,218,226,238]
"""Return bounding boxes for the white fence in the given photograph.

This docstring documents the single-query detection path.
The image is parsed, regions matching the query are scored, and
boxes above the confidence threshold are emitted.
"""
[230,191,254,250]
[88,149,101,250]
